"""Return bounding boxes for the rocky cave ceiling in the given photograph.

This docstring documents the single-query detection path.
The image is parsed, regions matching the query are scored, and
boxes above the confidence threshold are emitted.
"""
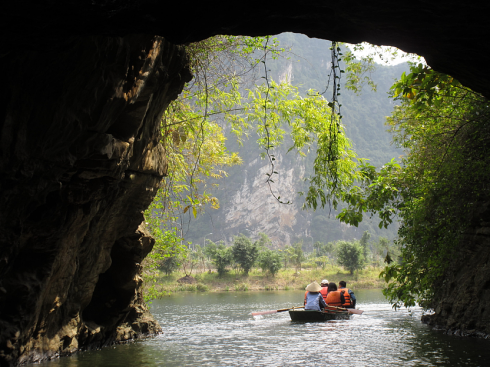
[2,1,490,98]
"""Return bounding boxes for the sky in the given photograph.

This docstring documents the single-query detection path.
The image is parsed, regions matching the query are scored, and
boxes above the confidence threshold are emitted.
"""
[347,42,425,66]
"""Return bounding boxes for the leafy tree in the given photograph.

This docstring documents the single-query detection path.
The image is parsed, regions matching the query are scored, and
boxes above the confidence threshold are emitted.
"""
[213,244,233,277]
[338,63,490,308]
[141,223,188,301]
[159,255,180,276]
[313,241,334,258]
[359,231,371,263]
[288,242,306,271]
[203,240,218,260]
[256,232,273,249]
[336,241,364,274]
[232,235,259,275]
[180,247,199,276]
[258,249,283,276]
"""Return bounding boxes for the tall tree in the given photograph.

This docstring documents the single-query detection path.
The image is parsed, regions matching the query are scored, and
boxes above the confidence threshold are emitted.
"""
[336,241,364,274]
[339,63,490,308]
[232,235,259,275]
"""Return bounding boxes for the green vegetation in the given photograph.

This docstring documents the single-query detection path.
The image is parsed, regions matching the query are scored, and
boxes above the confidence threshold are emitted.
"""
[147,266,385,295]
[339,63,490,308]
[231,234,259,275]
[336,241,364,275]
[142,34,367,299]
[257,249,282,276]
[183,34,407,247]
[143,32,486,313]
[143,231,396,297]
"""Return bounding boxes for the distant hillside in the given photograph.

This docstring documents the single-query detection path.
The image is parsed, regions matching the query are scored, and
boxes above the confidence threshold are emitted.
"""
[183,33,409,250]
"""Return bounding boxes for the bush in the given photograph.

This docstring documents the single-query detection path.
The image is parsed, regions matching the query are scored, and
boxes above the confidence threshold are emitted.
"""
[258,249,283,276]
[232,235,259,275]
[213,245,233,277]
[234,283,249,291]
[196,283,209,292]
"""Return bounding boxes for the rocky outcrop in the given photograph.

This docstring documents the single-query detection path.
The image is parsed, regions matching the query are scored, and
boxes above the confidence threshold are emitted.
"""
[0,35,191,365]
[223,154,308,246]
[422,201,490,337]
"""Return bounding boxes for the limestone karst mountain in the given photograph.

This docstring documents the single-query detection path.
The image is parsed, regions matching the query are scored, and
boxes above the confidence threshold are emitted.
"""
[183,34,408,248]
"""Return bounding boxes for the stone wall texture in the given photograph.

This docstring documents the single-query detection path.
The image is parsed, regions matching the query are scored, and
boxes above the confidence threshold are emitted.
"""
[0,35,191,365]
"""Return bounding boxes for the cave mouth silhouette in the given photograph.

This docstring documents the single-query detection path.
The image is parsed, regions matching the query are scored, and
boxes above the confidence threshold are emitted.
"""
[2,2,488,98]
[1,2,490,365]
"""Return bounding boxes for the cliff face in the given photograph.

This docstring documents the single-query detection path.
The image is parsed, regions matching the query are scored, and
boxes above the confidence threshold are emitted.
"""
[422,201,490,337]
[222,153,309,246]
[0,35,191,365]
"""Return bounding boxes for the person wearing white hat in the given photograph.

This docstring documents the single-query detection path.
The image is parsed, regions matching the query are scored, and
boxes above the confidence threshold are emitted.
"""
[304,281,327,311]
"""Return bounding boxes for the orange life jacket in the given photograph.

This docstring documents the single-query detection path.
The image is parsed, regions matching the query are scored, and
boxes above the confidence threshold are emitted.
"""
[339,288,352,307]
[304,291,308,306]
[320,287,329,301]
[325,290,343,306]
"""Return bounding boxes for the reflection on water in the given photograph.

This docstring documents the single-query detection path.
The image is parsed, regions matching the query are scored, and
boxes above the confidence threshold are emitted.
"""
[36,290,490,366]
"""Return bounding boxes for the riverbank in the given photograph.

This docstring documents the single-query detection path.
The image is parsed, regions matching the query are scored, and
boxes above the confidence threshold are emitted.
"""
[147,265,386,297]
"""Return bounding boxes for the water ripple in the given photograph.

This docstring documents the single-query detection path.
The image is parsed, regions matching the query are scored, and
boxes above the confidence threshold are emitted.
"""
[36,290,490,367]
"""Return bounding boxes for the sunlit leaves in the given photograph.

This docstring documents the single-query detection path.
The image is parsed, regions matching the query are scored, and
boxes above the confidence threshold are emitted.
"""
[338,62,489,309]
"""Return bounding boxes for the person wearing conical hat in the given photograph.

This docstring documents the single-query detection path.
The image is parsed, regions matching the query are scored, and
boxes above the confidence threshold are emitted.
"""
[304,281,327,311]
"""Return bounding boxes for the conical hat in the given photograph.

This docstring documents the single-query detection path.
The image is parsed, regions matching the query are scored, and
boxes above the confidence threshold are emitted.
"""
[305,281,322,292]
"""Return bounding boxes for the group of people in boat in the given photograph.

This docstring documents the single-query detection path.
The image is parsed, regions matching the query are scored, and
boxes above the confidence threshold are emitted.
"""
[304,280,356,311]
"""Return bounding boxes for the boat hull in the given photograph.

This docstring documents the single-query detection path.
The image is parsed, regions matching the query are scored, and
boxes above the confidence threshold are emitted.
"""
[289,310,351,322]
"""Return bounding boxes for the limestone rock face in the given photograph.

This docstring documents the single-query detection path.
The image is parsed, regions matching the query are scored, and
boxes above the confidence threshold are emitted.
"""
[422,201,490,337]
[0,35,191,365]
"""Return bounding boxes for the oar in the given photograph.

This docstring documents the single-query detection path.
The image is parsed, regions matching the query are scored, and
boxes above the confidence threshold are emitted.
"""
[325,305,364,315]
[251,306,304,316]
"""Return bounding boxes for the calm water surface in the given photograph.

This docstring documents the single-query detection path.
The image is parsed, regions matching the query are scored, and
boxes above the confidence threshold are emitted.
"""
[37,289,490,366]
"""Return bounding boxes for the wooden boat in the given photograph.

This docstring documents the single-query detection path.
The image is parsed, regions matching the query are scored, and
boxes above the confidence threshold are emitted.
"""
[289,309,351,322]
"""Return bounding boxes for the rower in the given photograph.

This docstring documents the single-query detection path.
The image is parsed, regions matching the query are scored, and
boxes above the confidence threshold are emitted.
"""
[338,280,356,309]
[304,281,328,311]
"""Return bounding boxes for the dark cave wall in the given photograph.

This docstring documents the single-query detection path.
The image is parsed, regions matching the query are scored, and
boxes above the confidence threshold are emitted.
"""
[2,2,490,99]
[422,201,490,337]
[0,35,191,365]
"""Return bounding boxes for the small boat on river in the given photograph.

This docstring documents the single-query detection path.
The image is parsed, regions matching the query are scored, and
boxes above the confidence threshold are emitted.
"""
[289,309,351,322]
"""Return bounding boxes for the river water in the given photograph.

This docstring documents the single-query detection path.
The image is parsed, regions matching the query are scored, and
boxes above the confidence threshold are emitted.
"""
[37,289,490,366]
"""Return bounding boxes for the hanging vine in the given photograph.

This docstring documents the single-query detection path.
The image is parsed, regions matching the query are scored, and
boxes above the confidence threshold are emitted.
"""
[261,36,291,205]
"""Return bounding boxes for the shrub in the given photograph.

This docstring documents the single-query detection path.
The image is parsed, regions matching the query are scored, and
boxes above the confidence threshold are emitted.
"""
[196,283,209,292]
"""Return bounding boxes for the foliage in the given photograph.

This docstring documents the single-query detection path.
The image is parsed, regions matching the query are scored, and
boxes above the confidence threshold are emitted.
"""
[143,34,412,300]
[359,231,371,262]
[213,244,233,277]
[255,232,273,250]
[142,221,187,301]
[287,242,306,271]
[203,240,218,259]
[313,241,334,257]
[231,235,259,275]
[159,255,180,276]
[336,240,365,274]
[258,249,283,276]
[339,63,490,308]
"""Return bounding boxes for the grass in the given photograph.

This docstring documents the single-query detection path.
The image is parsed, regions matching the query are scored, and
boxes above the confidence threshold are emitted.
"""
[146,265,385,297]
